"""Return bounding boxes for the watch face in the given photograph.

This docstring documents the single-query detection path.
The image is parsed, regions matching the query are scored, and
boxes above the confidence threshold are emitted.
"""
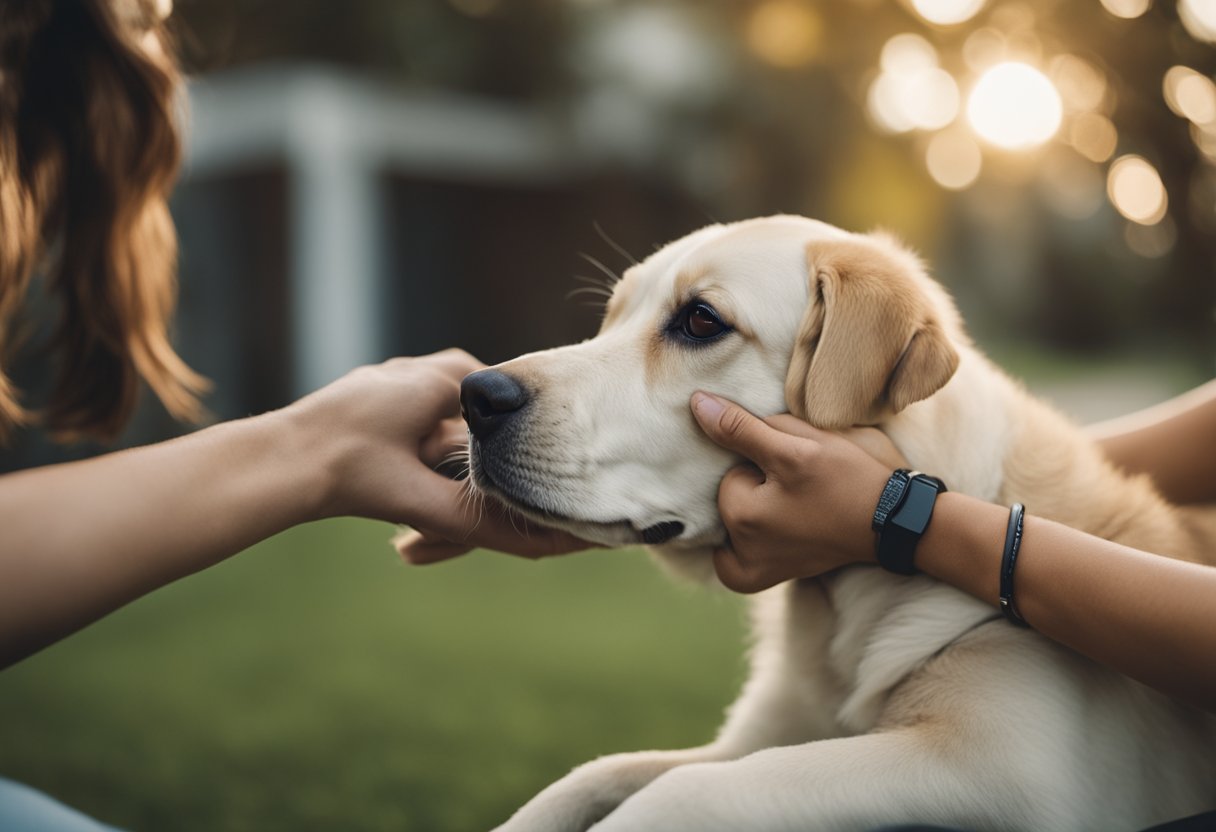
[892,478,941,535]
[877,475,946,575]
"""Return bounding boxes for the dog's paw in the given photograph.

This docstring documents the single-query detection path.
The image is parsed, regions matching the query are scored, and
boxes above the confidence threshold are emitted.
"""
[494,750,709,832]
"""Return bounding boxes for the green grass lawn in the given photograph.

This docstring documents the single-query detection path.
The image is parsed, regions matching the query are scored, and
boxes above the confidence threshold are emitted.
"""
[0,519,748,831]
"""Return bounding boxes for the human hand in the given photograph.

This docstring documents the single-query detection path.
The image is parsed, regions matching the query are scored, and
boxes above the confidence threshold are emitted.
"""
[395,407,593,563]
[393,504,594,565]
[395,373,595,563]
[690,392,907,593]
[282,349,591,559]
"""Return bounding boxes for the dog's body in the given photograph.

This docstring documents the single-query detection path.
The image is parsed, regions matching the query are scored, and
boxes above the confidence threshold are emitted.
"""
[457,217,1216,831]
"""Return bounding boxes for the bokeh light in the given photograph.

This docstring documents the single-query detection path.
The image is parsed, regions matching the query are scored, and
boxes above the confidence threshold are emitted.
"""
[963,27,1005,71]
[1124,216,1177,257]
[1179,0,1216,43]
[881,33,938,73]
[1069,112,1119,162]
[1098,0,1151,19]
[1190,121,1216,162]
[902,68,960,129]
[911,0,987,26]
[967,62,1063,149]
[925,130,983,189]
[868,35,959,133]
[1163,65,1216,126]
[1004,31,1044,64]
[745,0,822,69]
[1107,155,1168,225]
[1050,55,1107,113]
[868,75,915,133]
[1039,150,1105,219]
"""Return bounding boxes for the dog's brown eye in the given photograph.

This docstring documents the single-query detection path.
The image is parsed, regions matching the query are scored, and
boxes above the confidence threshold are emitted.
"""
[681,303,727,340]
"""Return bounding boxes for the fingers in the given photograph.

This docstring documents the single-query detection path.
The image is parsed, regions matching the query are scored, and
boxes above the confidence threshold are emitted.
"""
[761,414,905,470]
[712,546,777,594]
[763,414,825,440]
[415,348,486,381]
[400,472,594,558]
[419,417,469,471]
[691,392,797,471]
[374,351,483,431]
[401,473,491,542]
[718,461,765,506]
[392,367,464,432]
[395,529,472,565]
[838,426,909,469]
[463,508,593,557]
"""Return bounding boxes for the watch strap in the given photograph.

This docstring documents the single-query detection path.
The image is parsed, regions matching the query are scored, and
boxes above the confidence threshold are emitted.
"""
[872,468,913,532]
[874,472,947,575]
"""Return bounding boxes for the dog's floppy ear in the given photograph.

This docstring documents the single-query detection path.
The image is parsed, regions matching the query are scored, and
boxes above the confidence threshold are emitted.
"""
[785,237,959,428]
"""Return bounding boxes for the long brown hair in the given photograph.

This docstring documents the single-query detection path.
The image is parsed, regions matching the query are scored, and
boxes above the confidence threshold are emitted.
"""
[0,0,207,443]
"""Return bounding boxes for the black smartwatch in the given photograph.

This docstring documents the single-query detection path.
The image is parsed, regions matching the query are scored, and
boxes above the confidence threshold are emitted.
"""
[872,469,948,575]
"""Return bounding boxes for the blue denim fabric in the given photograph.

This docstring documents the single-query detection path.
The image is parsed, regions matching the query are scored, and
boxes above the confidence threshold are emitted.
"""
[0,778,125,832]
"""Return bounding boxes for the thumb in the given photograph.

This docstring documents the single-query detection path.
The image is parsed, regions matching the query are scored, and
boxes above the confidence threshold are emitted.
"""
[394,528,473,565]
[691,392,787,470]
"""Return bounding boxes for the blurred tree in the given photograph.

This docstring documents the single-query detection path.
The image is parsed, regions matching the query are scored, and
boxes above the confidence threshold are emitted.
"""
[172,0,1216,365]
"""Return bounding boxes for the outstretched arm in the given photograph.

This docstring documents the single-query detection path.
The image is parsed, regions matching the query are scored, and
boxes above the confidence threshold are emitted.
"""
[0,350,586,669]
[1089,378,1216,505]
[691,392,1216,713]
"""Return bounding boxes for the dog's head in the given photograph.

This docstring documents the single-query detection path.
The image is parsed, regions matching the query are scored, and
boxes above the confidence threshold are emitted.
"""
[462,216,963,575]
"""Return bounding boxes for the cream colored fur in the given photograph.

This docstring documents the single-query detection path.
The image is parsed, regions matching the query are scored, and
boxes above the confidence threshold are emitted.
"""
[467,216,1216,832]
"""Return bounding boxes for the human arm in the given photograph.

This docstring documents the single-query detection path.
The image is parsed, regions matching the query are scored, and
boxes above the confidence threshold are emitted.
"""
[690,391,1216,713]
[1088,378,1216,505]
[0,350,585,669]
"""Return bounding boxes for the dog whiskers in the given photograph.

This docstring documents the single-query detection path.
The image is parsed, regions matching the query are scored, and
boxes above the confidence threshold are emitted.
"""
[440,447,471,479]
[577,252,622,287]
[504,503,533,540]
[593,221,640,267]
[456,477,489,542]
[566,283,614,303]
[571,275,616,291]
[568,275,615,315]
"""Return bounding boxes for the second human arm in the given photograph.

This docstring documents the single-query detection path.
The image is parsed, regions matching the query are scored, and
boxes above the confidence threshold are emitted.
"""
[1089,378,1216,505]
[690,392,1216,712]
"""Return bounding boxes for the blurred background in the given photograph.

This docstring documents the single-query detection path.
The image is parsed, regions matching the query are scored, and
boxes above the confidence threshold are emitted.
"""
[2,0,1215,830]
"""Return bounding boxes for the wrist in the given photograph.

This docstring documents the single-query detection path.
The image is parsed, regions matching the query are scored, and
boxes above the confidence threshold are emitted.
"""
[871,470,948,575]
[913,492,1007,606]
[257,405,335,524]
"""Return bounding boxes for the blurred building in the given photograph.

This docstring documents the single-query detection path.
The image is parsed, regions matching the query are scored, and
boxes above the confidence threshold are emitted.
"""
[0,63,708,471]
[7,0,1215,469]
[182,65,562,407]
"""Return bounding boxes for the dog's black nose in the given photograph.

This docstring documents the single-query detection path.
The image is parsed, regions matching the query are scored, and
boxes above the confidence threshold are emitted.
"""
[461,369,529,440]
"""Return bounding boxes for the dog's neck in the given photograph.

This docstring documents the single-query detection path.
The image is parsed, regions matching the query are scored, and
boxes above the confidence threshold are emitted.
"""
[881,347,1014,503]
[805,348,1021,731]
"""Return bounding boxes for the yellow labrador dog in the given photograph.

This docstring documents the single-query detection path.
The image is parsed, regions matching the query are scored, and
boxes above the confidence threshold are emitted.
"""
[458,216,1216,832]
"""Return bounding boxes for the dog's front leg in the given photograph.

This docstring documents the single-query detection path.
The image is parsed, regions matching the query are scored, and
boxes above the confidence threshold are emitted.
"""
[588,728,1047,832]
[491,725,781,832]
[490,745,730,832]
[492,639,833,832]
[494,582,844,832]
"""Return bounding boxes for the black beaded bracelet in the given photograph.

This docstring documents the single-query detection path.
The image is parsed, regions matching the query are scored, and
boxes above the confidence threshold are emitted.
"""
[872,469,913,533]
[998,503,1029,627]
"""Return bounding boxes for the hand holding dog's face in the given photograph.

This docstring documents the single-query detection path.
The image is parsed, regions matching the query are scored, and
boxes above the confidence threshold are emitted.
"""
[691,393,908,593]
[459,217,960,577]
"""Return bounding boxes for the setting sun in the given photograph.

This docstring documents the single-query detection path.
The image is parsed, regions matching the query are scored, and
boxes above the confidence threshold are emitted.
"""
[966,61,1063,149]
